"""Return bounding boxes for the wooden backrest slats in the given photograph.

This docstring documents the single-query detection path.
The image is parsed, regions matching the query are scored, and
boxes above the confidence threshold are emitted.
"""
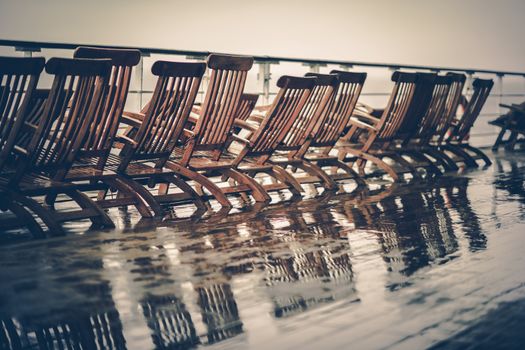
[190,54,253,151]
[234,93,259,121]
[451,78,493,142]
[376,74,419,142]
[73,47,140,162]
[0,56,45,173]
[281,75,337,149]
[21,58,111,175]
[249,76,316,154]
[435,73,466,143]
[313,71,366,145]
[129,61,205,160]
[413,75,452,143]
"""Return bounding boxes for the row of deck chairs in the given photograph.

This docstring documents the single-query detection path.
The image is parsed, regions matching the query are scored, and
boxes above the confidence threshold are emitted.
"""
[490,100,525,151]
[0,47,493,238]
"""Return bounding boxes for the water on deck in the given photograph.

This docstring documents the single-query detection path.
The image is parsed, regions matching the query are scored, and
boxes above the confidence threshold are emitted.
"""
[2,152,525,349]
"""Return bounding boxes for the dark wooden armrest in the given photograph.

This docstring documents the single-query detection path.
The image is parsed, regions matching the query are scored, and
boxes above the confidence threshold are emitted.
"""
[231,133,253,146]
[500,103,525,115]
[352,110,381,124]
[348,116,377,131]
[122,111,145,121]
[115,134,138,147]
[188,113,200,125]
[234,118,258,132]
[356,102,374,114]
[254,104,272,112]
[247,114,265,123]
[183,128,195,138]
[12,145,29,156]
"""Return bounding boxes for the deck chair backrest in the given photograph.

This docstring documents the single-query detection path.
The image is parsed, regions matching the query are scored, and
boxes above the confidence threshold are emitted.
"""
[0,56,45,173]
[193,54,253,150]
[395,72,436,142]
[376,72,419,141]
[127,61,205,163]
[248,76,317,156]
[15,58,111,179]
[415,75,453,143]
[279,73,338,150]
[450,78,493,143]
[313,71,367,146]
[234,93,259,121]
[434,73,466,143]
[73,46,140,164]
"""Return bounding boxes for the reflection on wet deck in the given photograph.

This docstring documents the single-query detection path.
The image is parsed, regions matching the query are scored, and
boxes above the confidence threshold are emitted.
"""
[2,153,525,349]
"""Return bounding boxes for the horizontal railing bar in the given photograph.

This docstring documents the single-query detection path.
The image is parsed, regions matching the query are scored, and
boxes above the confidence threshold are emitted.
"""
[2,39,525,77]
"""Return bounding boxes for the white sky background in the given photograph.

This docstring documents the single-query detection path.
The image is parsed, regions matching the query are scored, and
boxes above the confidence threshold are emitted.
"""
[1,0,524,71]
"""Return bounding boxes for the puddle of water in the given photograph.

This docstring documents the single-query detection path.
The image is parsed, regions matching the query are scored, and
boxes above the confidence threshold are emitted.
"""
[2,153,525,349]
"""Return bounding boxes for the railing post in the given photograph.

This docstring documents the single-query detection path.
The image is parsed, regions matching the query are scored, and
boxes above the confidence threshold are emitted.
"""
[15,46,40,58]
[338,64,352,72]
[258,61,271,105]
[465,71,474,99]
[135,51,150,110]
[303,63,327,74]
[496,73,504,114]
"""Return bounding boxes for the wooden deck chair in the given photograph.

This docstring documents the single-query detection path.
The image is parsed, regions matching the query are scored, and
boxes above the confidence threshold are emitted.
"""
[161,54,278,207]
[227,75,318,199]
[54,48,207,218]
[291,70,368,188]
[268,73,343,191]
[2,57,115,236]
[336,72,420,181]
[0,56,48,237]
[442,77,494,167]
[491,101,525,151]
[392,74,457,175]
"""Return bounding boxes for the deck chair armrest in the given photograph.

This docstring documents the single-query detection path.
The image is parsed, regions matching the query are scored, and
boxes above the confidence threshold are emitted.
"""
[231,133,253,147]
[12,145,29,156]
[183,128,195,138]
[121,111,145,128]
[122,111,145,121]
[500,103,525,115]
[234,118,258,132]
[247,114,265,123]
[356,102,374,114]
[254,104,272,112]
[115,134,138,147]
[352,109,381,124]
[188,113,200,125]
[348,116,377,132]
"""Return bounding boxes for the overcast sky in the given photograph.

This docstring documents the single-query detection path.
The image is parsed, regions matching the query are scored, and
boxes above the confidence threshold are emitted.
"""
[1,0,524,71]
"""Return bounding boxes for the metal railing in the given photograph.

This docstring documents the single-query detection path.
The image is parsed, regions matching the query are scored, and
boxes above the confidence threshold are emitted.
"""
[2,39,524,147]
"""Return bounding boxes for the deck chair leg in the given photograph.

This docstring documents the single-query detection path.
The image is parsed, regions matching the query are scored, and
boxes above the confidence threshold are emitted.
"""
[505,131,519,151]
[293,160,338,191]
[341,148,400,182]
[165,162,232,208]
[461,144,492,166]
[104,178,159,218]
[65,189,115,229]
[442,145,479,168]
[426,147,459,171]
[221,169,271,203]
[267,165,304,197]
[10,192,66,236]
[317,158,367,188]
[382,153,422,180]
[492,128,507,151]
[2,196,46,238]
[160,174,207,211]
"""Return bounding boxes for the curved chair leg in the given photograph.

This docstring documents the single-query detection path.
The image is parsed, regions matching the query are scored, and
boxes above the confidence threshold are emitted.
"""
[316,158,367,187]
[265,165,303,197]
[293,159,339,191]
[103,178,156,218]
[424,147,459,171]
[381,153,422,180]
[3,195,46,238]
[442,144,479,168]
[402,150,443,177]
[10,192,66,236]
[340,147,400,182]
[461,144,492,167]
[165,161,232,209]
[160,174,207,211]
[65,189,115,229]
[221,168,271,203]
